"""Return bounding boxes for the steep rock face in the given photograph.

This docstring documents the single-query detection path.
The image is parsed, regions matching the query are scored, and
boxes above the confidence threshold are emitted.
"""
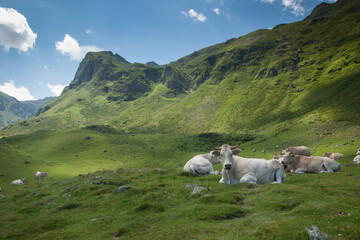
[160,66,191,91]
[69,51,131,89]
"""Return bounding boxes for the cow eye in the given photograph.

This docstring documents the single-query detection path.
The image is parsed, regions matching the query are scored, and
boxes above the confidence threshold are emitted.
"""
[220,153,223,157]
[230,152,233,156]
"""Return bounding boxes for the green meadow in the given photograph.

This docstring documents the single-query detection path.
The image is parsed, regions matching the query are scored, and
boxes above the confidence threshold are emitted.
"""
[1,1,360,239]
[0,128,359,239]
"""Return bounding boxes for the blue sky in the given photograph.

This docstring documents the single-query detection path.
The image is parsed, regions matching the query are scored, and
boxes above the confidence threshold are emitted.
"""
[0,0,336,100]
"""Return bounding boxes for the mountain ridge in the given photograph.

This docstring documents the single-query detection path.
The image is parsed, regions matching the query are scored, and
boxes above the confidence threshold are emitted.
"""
[1,0,360,137]
[0,91,55,129]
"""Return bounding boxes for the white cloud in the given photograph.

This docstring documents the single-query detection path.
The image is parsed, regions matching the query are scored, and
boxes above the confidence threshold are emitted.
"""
[55,34,102,61]
[258,0,305,16]
[47,83,65,96]
[212,8,220,15]
[43,65,49,71]
[0,7,37,52]
[282,0,305,16]
[0,80,36,101]
[182,9,207,22]
[85,29,92,34]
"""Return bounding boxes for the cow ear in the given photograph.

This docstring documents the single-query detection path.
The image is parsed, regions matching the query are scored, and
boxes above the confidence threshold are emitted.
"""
[212,150,220,156]
[232,149,241,155]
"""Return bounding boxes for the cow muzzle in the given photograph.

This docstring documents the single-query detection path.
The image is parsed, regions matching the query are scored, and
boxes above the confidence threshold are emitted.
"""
[224,163,232,170]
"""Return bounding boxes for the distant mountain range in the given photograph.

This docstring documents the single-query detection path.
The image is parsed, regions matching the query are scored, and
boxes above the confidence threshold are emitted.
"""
[0,91,55,129]
[1,0,359,137]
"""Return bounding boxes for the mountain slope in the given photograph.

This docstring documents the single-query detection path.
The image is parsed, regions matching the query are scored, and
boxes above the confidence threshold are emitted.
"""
[2,0,360,138]
[0,91,55,129]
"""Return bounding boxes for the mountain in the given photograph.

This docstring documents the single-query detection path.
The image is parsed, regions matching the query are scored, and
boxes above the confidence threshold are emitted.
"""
[2,0,360,138]
[0,91,55,129]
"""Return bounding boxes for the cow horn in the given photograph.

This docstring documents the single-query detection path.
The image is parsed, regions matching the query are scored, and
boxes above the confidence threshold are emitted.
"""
[214,147,221,150]
[231,145,239,149]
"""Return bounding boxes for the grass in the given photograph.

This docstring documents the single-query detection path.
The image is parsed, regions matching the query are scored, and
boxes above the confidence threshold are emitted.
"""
[0,129,360,239]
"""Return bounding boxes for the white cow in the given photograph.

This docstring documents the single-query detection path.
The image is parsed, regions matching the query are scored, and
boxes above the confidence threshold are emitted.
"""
[35,171,48,184]
[214,144,285,185]
[11,178,28,185]
[183,151,222,176]
[353,148,360,164]
[283,152,340,174]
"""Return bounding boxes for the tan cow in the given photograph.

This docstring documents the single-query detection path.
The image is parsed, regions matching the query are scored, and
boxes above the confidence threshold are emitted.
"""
[183,151,221,176]
[214,144,285,185]
[283,152,340,174]
[282,146,311,156]
[274,154,292,172]
[323,152,343,160]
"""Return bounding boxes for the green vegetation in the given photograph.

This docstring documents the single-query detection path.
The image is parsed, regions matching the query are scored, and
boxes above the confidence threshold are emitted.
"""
[1,0,360,239]
[0,129,359,239]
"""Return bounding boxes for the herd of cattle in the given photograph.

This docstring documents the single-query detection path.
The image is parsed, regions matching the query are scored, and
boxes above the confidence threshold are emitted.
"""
[10,171,48,185]
[4,146,360,187]
[184,145,360,185]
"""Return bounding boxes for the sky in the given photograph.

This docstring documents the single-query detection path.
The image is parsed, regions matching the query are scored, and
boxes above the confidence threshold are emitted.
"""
[0,0,337,101]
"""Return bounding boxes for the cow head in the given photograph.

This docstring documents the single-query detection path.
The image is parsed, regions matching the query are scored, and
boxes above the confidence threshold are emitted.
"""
[213,144,241,170]
[209,150,222,165]
[323,152,331,157]
[283,152,295,164]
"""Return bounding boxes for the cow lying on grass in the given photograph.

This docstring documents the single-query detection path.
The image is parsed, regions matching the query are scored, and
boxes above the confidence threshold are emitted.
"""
[11,178,28,185]
[282,146,311,156]
[214,144,285,185]
[323,152,343,160]
[283,152,340,174]
[353,148,360,164]
[183,151,221,176]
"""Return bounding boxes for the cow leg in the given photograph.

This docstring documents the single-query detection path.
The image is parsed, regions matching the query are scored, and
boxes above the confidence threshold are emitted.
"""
[320,163,333,173]
[240,174,257,184]
[219,170,229,184]
[294,168,306,174]
[273,168,285,184]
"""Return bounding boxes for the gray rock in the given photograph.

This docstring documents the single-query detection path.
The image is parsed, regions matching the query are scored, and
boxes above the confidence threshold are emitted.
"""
[306,225,332,240]
[191,186,207,195]
[115,186,131,193]
[0,195,5,198]
[185,183,198,190]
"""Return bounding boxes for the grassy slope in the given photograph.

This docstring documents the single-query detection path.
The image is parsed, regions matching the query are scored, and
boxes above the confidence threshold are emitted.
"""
[1,1,360,239]
[2,10,360,139]
[0,129,359,239]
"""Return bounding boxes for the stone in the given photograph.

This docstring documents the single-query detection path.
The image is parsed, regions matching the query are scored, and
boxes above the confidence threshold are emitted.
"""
[115,186,131,193]
[191,186,207,195]
[306,225,332,240]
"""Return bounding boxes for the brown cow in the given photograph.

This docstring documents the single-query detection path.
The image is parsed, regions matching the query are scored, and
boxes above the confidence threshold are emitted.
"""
[282,146,311,156]
[323,152,343,160]
[283,152,340,174]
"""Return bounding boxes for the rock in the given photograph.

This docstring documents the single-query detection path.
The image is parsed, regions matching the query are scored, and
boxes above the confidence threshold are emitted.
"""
[185,183,198,190]
[191,186,207,195]
[115,186,131,193]
[63,193,72,199]
[93,176,102,180]
[253,149,257,152]
[297,87,305,92]
[306,225,332,240]
[0,195,5,198]
[23,160,31,164]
